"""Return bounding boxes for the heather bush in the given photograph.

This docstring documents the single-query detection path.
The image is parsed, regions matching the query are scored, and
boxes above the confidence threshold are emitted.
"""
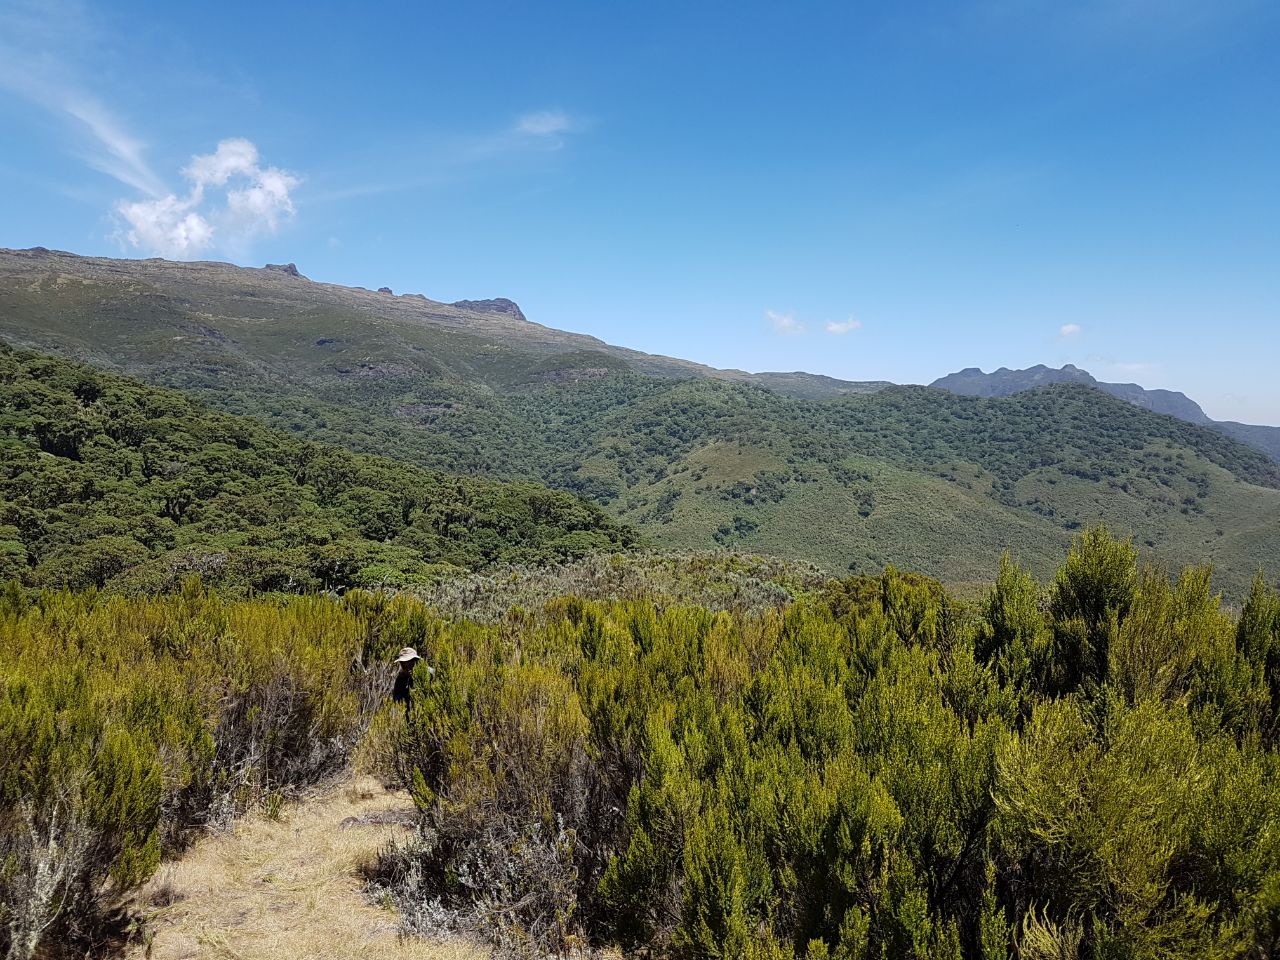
[6,530,1280,959]
[409,550,827,624]
[378,530,1280,959]
[0,583,409,959]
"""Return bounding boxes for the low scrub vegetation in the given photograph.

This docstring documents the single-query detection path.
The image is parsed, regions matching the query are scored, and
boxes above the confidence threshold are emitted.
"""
[5,529,1280,959]
[372,528,1280,959]
[408,550,828,623]
[0,582,411,959]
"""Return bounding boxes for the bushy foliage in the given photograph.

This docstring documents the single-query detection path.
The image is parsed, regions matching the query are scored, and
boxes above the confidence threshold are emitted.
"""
[378,529,1280,959]
[0,584,418,959]
[6,530,1279,959]
[409,550,828,623]
[0,346,635,595]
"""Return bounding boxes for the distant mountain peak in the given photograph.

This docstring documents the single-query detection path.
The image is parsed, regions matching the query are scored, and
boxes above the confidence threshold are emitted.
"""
[931,363,1099,397]
[450,298,528,323]
[263,262,304,278]
[927,365,1280,458]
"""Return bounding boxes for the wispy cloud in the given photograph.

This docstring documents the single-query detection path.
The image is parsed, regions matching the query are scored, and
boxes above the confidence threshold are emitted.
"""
[1059,322,1083,337]
[826,317,863,335]
[0,0,166,197]
[507,109,579,153]
[469,109,579,158]
[306,109,583,205]
[60,96,167,197]
[116,138,300,258]
[517,110,573,137]
[767,310,805,336]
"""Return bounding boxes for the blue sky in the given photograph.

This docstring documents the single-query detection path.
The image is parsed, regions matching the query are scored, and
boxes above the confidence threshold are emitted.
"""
[2,0,1278,423]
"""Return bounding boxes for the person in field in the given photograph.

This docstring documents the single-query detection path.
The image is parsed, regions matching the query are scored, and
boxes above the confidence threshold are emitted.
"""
[392,647,433,718]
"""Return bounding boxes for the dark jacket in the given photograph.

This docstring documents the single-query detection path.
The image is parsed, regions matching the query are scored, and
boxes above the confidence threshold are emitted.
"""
[393,661,433,715]
[392,667,415,709]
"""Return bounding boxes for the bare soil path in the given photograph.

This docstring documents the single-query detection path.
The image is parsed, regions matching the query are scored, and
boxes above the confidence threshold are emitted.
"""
[127,776,484,960]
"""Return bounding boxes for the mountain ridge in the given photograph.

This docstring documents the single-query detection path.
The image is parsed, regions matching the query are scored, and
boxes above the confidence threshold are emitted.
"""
[931,363,1280,462]
[3,247,1278,594]
[0,247,888,398]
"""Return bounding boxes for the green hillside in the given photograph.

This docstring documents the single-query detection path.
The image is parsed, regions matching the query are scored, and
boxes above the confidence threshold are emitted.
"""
[2,248,1278,595]
[0,345,634,593]
[931,363,1280,465]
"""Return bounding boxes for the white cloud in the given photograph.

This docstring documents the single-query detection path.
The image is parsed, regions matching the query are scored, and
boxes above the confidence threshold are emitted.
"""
[116,194,214,258]
[1059,322,1083,337]
[185,137,261,186]
[116,138,300,258]
[517,110,572,137]
[826,317,863,334]
[288,109,585,207]
[0,4,298,258]
[225,161,299,235]
[767,310,805,336]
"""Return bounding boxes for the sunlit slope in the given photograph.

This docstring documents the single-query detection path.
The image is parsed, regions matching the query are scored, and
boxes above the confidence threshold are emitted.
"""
[601,438,1280,590]
[0,247,880,394]
[614,443,1067,582]
[3,247,1278,594]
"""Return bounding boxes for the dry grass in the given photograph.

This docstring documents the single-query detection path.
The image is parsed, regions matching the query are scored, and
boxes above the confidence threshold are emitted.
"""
[127,776,486,960]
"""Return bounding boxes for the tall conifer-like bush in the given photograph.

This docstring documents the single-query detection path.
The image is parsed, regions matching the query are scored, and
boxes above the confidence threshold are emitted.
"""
[380,529,1280,960]
[5,529,1280,959]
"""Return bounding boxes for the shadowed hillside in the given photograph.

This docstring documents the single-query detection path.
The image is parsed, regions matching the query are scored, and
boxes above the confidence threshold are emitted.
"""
[0,345,634,593]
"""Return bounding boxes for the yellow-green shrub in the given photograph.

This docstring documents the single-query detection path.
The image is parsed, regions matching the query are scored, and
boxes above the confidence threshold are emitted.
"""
[0,583,404,959]
[381,531,1280,960]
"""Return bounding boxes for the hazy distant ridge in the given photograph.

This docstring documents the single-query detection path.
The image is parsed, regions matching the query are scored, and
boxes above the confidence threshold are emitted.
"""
[931,364,1280,463]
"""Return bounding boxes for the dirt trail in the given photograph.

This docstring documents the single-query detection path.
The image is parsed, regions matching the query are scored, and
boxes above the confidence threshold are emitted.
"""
[127,776,484,960]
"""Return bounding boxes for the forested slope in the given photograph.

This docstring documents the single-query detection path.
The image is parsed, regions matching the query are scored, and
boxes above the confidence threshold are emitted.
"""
[931,363,1280,465]
[0,346,634,593]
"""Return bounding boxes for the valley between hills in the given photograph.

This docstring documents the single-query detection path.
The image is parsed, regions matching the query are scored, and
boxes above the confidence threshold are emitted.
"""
[2,246,1277,596]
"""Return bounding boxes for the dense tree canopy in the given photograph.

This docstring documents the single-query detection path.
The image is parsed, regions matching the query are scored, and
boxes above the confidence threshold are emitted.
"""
[0,346,636,593]
[188,367,1280,592]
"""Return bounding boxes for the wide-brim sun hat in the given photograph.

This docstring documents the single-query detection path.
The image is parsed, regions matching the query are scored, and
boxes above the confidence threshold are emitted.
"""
[395,647,421,663]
